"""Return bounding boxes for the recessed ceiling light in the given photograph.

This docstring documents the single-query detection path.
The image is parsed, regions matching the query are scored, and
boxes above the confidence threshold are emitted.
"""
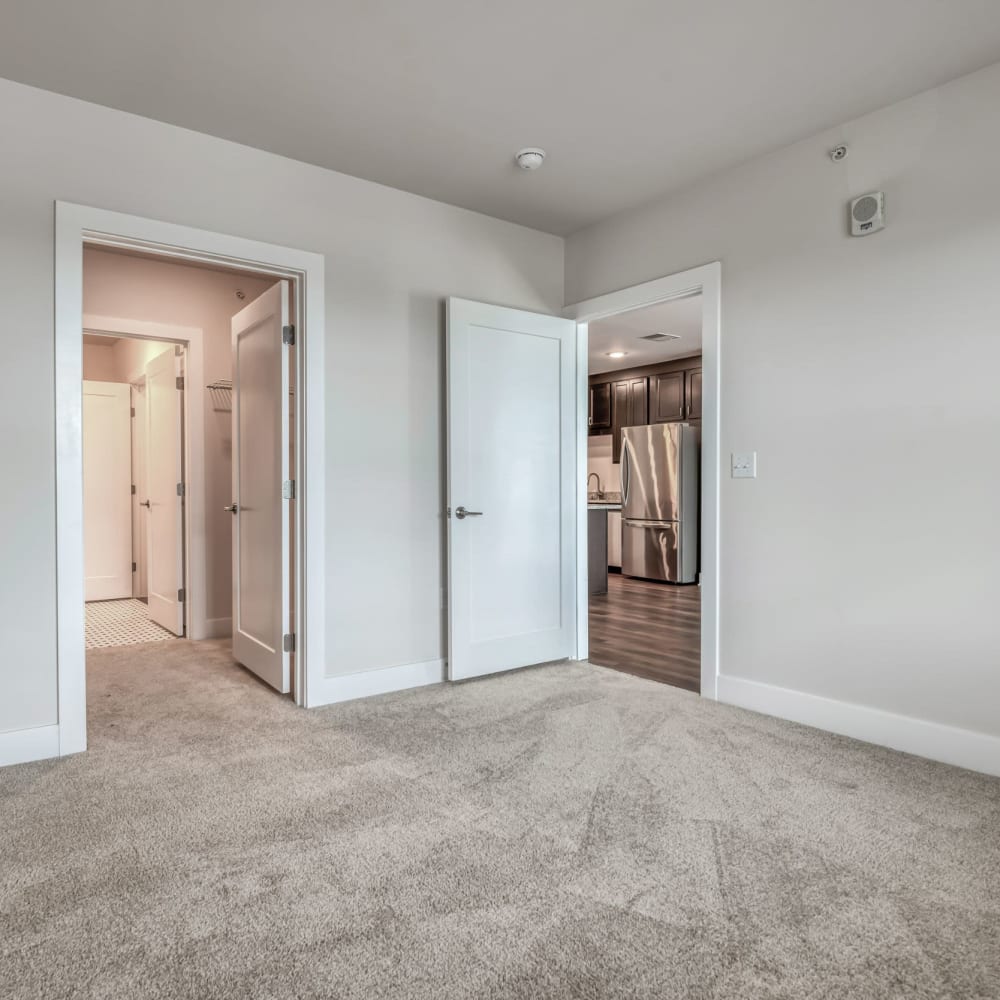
[606,351,627,359]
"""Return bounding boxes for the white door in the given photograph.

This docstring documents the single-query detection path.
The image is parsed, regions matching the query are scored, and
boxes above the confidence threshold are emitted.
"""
[130,382,148,599]
[230,282,291,692]
[83,380,133,601]
[447,298,577,681]
[145,347,185,635]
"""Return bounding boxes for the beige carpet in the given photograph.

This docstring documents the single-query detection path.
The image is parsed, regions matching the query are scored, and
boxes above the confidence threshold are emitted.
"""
[1,640,998,999]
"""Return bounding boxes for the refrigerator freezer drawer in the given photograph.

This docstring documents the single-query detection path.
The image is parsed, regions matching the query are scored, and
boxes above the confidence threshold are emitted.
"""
[622,519,696,584]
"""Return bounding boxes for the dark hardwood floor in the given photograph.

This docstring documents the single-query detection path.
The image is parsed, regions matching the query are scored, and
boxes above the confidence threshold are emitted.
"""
[588,572,701,692]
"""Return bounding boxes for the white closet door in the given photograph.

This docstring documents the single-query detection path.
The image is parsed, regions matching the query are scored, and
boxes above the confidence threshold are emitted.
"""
[230,282,291,693]
[83,380,133,601]
[446,298,577,681]
[130,383,148,599]
[145,347,185,635]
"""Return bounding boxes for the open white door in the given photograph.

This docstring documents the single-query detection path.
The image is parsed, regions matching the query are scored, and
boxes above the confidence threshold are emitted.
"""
[130,383,148,599]
[230,282,291,693]
[145,347,185,635]
[447,298,577,681]
[83,380,133,601]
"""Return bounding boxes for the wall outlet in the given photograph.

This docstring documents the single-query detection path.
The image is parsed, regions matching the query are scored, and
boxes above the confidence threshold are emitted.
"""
[731,452,757,478]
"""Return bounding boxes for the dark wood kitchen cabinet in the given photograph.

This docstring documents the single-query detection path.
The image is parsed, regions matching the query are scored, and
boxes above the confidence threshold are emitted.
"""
[588,381,611,431]
[611,376,647,463]
[589,353,701,461]
[650,371,685,423]
[651,365,702,423]
[686,367,702,420]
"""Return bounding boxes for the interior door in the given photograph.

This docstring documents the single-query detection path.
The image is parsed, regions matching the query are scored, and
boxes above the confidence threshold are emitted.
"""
[230,281,290,692]
[130,383,148,599]
[447,298,577,681]
[145,347,185,635]
[82,380,133,601]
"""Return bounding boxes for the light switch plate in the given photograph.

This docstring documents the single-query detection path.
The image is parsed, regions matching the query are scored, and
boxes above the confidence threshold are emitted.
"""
[731,452,757,478]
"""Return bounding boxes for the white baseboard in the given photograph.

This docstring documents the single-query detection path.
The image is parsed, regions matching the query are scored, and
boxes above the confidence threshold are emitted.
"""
[305,658,445,708]
[0,724,61,768]
[717,675,1000,777]
[203,617,232,639]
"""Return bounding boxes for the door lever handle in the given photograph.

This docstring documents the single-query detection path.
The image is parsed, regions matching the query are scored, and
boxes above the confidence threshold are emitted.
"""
[139,500,151,508]
[455,506,483,519]
[224,504,239,513]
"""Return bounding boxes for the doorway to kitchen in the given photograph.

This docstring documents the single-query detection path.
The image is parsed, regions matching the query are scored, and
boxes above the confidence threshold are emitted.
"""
[567,263,720,700]
[585,295,703,691]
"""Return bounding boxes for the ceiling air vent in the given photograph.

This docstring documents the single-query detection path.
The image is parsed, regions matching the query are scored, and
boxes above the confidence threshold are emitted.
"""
[639,332,681,342]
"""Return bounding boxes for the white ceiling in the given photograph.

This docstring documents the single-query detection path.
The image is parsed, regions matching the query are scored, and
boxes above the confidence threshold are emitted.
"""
[589,295,701,373]
[3,2,1000,234]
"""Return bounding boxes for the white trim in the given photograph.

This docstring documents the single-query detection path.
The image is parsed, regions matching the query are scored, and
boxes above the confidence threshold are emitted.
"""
[574,322,590,663]
[55,201,327,760]
[718,675,1000,777]
[0,726,61,768]
[204,617,233,639]
[307,659,445,707]
[565,262,722,701]
[83,316,206,640]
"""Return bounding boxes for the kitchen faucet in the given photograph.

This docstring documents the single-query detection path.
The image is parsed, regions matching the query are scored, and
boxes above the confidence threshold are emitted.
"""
[587,472,604,499]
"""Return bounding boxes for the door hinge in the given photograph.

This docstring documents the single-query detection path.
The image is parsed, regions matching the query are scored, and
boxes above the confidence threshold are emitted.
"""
[176,375,185,390]
[176,482,185,497]
[131,484,136,495]
[282,324,295,346]
[282,479,296,500]
[177,588,185,602]
[132,561,137,572]
[283,633,296,653]
[130,406,136,418]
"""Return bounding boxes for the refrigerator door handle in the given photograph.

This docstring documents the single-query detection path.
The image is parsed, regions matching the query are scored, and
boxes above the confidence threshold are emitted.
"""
[621,438,630,508]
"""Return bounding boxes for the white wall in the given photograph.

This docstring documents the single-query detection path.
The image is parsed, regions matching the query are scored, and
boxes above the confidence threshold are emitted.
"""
[567,62,1000,740]
[82,341,116,380]
[0,78,562,736]
[83,249,276,626]
[586,435,618,498]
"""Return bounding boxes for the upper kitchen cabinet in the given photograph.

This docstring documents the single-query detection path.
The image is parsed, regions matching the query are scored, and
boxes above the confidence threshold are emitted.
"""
[588,381,611,432]
[686,367,702,420]
[650,371,684,423]
[651,364,702,423]
[611,376,647,463]
[589,354,701,461]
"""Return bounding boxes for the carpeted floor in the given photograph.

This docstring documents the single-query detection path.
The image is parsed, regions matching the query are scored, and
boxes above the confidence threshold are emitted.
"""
[1,641,998,1000]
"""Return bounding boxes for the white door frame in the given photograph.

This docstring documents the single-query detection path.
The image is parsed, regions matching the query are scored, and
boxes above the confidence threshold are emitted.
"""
[84,320,201,635]
[564,261,721,700]
[55,202,326,757]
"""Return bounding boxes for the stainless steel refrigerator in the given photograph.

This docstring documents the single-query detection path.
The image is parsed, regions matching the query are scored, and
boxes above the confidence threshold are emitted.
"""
[620,423,699,583]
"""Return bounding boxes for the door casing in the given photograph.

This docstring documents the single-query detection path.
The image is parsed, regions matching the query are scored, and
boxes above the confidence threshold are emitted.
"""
[55,202,327,759]
[565,262,722,701]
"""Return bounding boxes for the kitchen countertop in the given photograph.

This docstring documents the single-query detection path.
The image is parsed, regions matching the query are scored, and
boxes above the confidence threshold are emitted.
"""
[588,502,622,510]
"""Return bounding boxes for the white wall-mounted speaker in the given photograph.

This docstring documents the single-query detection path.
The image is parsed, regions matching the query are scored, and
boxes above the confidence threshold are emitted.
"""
[850,191,885,236]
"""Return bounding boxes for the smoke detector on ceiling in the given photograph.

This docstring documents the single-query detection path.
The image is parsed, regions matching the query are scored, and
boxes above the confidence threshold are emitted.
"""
[515,147,546,170]
[640,332,681,342]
